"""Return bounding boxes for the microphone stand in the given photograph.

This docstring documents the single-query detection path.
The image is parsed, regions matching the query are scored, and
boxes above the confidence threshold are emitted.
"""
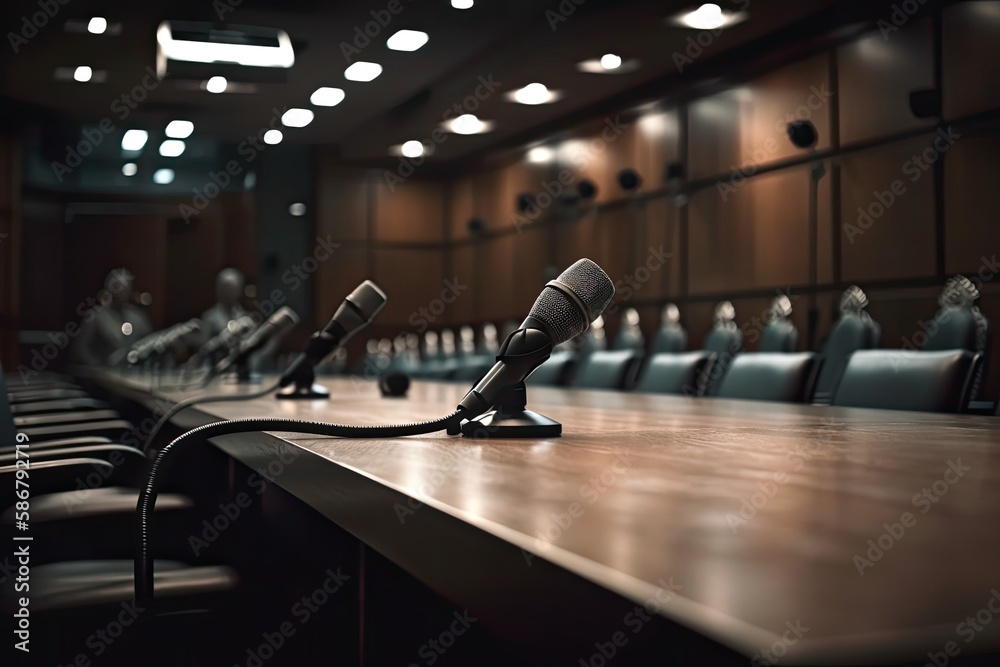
[275,332,333,400]
[461,382,561,439]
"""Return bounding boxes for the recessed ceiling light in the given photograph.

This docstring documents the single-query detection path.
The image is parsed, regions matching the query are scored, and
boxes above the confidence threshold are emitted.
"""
[153,168,175,185]
[577,57,641,74]
[159,140,185,157]
[206,76,227,93]
[73,66,93,82]
[527,146,555,163]
[87,17,107,35]
[263,130,283,145]
[451,0,473,8]
[506,83,561,105]
[310,87,345,107]
[121,129,148,152]
[401,140,424,158]
[281,108,314,128]
[289,203,307,216]
[165,120,194,139]
[600,54,622,70]
[344,61,382,82]
[386,30,428,52]
[669,3,748,30]
[443,114,493,135]
[122,162,138,176]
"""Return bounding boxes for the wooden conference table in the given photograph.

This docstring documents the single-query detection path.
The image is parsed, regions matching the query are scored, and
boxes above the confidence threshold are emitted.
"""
[94,371,1000,665]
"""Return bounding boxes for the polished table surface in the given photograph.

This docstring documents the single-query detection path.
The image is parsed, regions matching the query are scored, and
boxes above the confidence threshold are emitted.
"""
[95,371,1000,664]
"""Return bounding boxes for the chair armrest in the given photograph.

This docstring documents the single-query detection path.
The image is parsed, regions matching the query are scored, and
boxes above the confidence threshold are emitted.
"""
[20,419,134,441]
[0,436,113,456]
[0,444,144,466]
[0,458,115,497]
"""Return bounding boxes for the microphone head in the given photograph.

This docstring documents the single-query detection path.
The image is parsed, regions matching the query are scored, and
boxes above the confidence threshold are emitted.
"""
[347,280,387,321]
[269,306,300,332]
[526,258,615,344]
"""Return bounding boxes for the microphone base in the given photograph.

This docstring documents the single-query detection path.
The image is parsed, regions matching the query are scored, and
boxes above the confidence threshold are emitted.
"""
[276,383,331,400]
[460,382,561,439]
[461,409,561,439]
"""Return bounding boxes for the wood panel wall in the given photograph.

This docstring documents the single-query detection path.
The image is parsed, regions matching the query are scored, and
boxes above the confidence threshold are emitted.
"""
[313,2,1000,400]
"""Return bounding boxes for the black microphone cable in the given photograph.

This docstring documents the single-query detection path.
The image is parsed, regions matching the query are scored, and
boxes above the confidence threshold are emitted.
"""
[135,410,466,606]
[140,380,282,456]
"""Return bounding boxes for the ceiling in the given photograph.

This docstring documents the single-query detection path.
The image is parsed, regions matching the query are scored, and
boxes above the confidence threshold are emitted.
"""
[0,0,881,170]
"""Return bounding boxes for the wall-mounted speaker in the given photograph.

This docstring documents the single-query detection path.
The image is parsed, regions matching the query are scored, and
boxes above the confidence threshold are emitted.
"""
[617,169,641,191]
[909,88,941,119]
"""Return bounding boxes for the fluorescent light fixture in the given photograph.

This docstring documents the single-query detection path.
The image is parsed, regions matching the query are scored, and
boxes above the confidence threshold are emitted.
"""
[344,61,382,82]
[74,66,93,82]
[527,146,555,164]
[452,0,473,8]
[401,140,424,158]
[669,3,748,29]
[121,129,148,151]
[505,83,561,105]
[153,168,175,185]
[156,21,295,69]
[122,163,138,176]
[263,129,283,145]
[386,30,428,52]
[443,113,493,135]
[310,87,345,107]
[600,54,622,70]
[87,17,107,34]
[281,108,314,128]
[165,120,194,138]
[289,203,307,217]
[577,57,641,74]
[206,76,227,93]
[159,140,185,157]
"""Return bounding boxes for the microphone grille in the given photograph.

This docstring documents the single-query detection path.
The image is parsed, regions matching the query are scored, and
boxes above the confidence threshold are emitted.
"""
[527,259,615,344]
[273,306,300,328]
[348,280,388,321]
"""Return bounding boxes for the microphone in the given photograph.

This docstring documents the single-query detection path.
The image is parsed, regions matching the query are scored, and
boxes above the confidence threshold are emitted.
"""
[214,307,299,376]
[122,319,202,365]
[189,314,257,367]
[279,280,387,389]
[458,258,614,419]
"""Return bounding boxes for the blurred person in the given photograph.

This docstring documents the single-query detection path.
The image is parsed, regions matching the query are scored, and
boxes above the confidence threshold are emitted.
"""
[72,268,153,366]
[201,268,249,340]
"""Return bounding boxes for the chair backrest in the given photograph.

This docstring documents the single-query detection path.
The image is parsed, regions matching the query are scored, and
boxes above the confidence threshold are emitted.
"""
[832,349,979,413]
[716,352,821,403]
[613,328,645,351]
[0,366,18,446]
[652,326,687,354]
[526,353,577,387]
[634,351,716,396]
[923,276,990,400]
[813,313,881,403]
[702,326,743,395]
[570,350,644,391]
[758,319,798,353]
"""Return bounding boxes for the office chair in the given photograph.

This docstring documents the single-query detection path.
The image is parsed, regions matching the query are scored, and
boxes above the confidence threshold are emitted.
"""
[922,276,990,401]
[702,301,743,395]
[651,303,687,354]
[812,285,881,404]
[832,349,980,413]
[634,351,716,396]
[715,352,822,403]
[758,295,798,353]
